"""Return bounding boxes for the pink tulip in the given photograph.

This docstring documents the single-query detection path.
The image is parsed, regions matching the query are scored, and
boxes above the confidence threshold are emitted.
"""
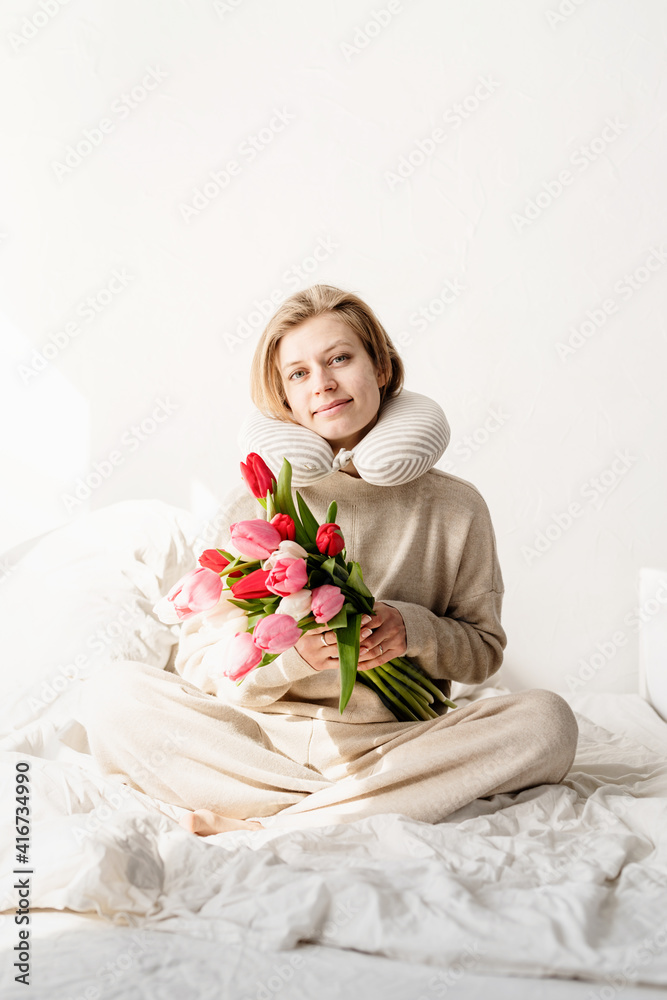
[265,558,308,597]
[253,614,301,654]
[166,567,223,620]
[230,519,282,560]
[311,584,345,624]
[222,631,263,680]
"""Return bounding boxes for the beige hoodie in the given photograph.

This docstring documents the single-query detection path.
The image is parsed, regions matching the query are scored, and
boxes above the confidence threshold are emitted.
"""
[174,468,506,725]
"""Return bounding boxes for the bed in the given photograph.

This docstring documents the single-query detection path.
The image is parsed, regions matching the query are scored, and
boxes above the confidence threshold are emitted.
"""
[1,499,666,999]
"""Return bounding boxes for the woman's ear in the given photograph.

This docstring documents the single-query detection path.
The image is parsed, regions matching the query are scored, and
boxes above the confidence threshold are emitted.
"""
[375,364,387,388]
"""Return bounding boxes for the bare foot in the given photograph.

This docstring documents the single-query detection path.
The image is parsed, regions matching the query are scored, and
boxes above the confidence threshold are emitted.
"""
[179,808,264,836]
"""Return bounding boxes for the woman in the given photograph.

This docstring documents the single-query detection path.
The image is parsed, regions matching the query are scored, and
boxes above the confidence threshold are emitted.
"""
[83,284,578,835]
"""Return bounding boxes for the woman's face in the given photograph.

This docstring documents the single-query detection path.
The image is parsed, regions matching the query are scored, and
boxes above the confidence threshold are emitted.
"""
[276,313,386,454]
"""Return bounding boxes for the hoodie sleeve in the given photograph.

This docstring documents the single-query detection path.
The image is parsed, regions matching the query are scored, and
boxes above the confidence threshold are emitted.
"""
[381,491,507,687]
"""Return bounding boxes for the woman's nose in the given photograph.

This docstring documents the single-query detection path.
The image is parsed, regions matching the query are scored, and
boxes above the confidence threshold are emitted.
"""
[313,366,336,392]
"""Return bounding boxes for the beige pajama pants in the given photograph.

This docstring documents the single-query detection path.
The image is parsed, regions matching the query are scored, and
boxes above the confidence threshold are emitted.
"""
[81,661,579,831]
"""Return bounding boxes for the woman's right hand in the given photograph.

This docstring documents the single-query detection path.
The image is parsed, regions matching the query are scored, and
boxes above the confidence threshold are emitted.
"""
[296,615,374,671]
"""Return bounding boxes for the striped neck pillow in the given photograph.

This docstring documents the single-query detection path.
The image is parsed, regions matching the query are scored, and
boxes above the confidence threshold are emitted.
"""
[238,389,451,487]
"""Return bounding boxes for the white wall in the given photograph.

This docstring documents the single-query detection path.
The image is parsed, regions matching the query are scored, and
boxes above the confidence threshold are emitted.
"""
[2,0,666,695]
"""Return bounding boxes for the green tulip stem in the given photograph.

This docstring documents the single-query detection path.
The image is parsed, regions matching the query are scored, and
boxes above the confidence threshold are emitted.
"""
[219,561,259,577]
[297,617,321,631]
[374,666,439,720]
[393,658,457,707]
[363,669,422,721]
[378,662,434,703]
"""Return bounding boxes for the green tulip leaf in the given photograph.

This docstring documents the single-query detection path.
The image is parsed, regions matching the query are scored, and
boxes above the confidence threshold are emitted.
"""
[296,491,320,543]
[347,561,373,599]
[336,614,361,714]
[320,556,337,580]
[226,598,260,612]
[307,569,331,590]
[324,607,348,629]
[275,459,310,548]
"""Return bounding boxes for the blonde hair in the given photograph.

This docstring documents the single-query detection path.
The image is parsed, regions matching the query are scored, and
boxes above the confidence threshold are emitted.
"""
[250,284,405,421]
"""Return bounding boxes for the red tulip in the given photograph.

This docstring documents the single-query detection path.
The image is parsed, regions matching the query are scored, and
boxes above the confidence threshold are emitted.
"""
[316,523,345,557]
[240,452,276,499]
[270,513,296,542]
[197,549,242,577]
[230,568,273,599]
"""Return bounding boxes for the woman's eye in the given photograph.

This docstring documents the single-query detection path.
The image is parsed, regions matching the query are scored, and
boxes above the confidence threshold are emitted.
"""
[289,356,348,379]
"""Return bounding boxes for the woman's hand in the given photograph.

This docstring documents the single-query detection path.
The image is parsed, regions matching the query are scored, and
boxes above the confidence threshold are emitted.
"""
[295,615,373,671]
[357,602,407,668]
[296,603,406,672]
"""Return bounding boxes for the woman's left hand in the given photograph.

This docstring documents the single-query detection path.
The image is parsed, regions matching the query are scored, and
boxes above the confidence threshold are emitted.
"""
[356,602,407,668]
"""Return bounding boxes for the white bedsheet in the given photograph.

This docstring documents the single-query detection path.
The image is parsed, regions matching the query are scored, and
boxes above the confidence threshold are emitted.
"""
[1,501,666,999]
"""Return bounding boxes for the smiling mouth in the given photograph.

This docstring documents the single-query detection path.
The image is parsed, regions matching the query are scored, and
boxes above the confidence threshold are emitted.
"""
[314,399,352,415]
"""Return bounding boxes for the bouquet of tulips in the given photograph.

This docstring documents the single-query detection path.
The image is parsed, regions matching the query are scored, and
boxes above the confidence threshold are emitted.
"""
[154,452,456,722]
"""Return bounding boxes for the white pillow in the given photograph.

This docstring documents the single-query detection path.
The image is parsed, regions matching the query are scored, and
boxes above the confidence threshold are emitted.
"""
[1,499,203,734]
[639,567,667,723]
[238,389,451,487]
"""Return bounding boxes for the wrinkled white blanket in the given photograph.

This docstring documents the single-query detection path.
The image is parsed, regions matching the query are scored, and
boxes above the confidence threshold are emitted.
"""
[2,705,667,990]
[1,501,667,996]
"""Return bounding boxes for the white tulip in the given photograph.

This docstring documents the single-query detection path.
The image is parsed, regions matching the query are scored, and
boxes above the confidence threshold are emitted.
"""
[199,614,249,673]
[263,540,309,571]
[275,588,312,621]
[152,595,182,625]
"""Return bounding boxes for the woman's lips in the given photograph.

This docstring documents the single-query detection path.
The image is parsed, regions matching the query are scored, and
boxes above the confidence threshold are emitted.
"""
[315,399,351,416]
